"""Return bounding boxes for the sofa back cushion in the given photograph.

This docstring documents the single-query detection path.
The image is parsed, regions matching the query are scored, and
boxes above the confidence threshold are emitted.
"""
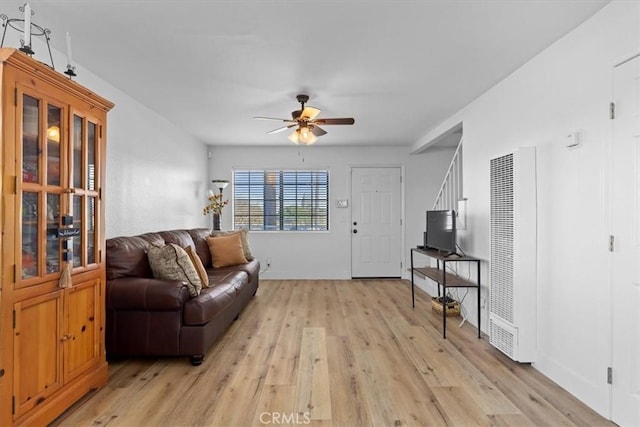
[159,230,196,250]
[106,236,154,280]
[106,228,213,281]
[187,228,213,268]
[139,232,165,247]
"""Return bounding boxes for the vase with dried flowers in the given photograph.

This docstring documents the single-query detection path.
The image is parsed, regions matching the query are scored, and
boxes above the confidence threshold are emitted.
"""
[203,192,229,230]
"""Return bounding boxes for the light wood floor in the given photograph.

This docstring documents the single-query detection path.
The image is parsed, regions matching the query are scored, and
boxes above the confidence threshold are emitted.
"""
[56,280,613,426]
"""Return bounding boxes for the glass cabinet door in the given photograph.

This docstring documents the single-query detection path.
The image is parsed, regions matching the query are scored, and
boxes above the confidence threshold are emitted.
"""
[71,114,101,269]
[18,91,102,284]
[19,93,64,283]
[21,192,39,279]
[21,95,40,279]
[46,194,61,274]
[87,122,98,265]
[22,95,39,184]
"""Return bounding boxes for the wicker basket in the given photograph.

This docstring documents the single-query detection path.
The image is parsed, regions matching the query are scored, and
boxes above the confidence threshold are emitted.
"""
[431,297,460,317]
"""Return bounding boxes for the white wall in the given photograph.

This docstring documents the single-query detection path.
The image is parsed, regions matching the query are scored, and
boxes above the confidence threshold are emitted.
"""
[413,0,639,417]
[208,145,455,279]
[101,95,208,237]
[82,72,209,237]
[2,30,209,238]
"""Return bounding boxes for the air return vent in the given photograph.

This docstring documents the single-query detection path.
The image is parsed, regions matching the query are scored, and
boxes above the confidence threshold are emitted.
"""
[489,147,537,363]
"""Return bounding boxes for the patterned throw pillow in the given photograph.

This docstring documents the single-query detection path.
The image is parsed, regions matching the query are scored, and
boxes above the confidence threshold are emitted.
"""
[147,244,202,297]
[184,245,209,288]
[206,234,248,268]
[210,229,255,261]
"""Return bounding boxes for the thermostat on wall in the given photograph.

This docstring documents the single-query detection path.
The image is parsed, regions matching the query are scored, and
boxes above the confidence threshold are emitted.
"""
[336,199,349,208]
[566,130,584,150]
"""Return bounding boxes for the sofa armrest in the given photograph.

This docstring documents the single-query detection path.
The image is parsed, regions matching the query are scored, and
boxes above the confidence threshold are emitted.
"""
[106,277,191,311]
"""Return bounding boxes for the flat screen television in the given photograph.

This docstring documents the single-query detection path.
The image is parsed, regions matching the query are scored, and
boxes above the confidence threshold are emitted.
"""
[426,210,457,255]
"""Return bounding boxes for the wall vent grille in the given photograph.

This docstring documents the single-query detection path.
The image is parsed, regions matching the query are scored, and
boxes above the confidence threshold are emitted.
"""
[490,153,514,323]
[489,318,515,358]
[488,148,537,363]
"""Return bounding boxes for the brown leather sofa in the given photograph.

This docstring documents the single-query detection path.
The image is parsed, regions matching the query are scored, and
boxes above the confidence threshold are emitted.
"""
[105,228,259,365]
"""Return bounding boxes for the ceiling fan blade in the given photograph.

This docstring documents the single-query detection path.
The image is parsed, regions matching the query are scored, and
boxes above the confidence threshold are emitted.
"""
[300,106,321,121]
[254,116,296,122]
[313,117,355,125]
[267,124,297,135]
[311,125,327,136]
[291,110,302,120]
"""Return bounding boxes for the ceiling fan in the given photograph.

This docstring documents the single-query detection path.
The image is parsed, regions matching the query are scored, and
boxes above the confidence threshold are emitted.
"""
[254,94,355,145]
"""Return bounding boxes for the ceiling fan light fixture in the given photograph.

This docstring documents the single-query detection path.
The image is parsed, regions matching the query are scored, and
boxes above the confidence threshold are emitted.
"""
[288,128,317,145]
[299,125,311,140]
[288,130,299,144]
[257,94,354,145]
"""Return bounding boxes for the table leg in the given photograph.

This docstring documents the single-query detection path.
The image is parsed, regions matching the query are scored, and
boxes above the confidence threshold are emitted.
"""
[477,261,481,339]
[411,250,415,308]
[443,260,447,339]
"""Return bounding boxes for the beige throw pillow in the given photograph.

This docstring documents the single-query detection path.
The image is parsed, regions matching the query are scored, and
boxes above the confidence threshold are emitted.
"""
[210,229,255,261]
[184,245,209,288]
[147,244,202,297]
[206,234,248,268]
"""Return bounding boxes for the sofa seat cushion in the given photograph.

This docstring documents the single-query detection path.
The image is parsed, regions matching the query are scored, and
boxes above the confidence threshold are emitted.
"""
[183,271,248,325]
[209,259,260,281]
[107,277,191,311]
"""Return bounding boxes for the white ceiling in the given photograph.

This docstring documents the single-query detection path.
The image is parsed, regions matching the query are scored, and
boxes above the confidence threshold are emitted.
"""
[3,1,609,147]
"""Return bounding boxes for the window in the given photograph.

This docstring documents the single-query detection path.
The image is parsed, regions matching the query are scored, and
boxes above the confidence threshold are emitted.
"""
[233,170,329,231]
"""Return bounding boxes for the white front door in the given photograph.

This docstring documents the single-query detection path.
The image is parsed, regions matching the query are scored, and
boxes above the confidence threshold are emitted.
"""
[351,167,402,278]
[611,54,640,427]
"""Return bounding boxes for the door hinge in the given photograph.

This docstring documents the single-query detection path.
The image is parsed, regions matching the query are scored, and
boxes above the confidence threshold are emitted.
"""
[14,176,18,194]
[609,102,615,119]
[607,367,613,384]
[400,262,403,269]
[13,310,16,329]
[400,218,402,226]
[609,235,615,252]
[13,264,17,282]
[12,395,15,415]
[14,88,17,107]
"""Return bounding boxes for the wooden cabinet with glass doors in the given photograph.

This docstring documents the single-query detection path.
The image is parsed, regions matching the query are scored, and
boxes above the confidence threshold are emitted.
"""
[0,48,113,426]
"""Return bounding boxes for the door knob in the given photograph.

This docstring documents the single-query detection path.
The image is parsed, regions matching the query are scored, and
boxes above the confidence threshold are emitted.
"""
[353,229,358,234]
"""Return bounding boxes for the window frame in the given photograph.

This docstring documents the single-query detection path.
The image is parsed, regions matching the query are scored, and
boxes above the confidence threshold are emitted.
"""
[232,169,330,232]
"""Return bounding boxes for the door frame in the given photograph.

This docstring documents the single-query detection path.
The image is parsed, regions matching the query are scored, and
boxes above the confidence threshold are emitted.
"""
[349,164,405,278]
